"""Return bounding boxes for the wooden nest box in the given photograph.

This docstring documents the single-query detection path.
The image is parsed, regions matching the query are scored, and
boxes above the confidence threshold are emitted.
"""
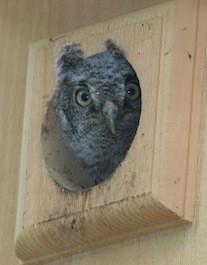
[15,1,201,264]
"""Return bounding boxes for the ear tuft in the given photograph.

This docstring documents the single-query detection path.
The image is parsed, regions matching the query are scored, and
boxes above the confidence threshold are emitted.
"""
[105,39,125,59]
[56,43,84,81]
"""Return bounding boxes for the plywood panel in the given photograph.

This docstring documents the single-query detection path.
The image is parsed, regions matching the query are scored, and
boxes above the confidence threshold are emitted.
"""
[22,4,168,228]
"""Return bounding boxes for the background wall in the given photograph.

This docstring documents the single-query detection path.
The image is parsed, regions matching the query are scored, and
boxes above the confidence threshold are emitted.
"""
[0,1,206,265]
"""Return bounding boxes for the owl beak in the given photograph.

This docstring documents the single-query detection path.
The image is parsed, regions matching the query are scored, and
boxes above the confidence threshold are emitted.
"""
[102,100,118,135]
[107,116,116,135]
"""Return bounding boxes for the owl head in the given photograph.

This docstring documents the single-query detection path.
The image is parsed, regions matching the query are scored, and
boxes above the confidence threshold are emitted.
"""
[55,40,141,183]
[56,39,141,136]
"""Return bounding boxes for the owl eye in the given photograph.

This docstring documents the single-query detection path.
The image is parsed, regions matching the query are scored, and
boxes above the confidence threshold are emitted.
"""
[75,89,92,107]
[125,83,140,100]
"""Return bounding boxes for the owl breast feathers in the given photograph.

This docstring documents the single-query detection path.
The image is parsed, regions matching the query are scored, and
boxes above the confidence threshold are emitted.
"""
[55,39,141,184]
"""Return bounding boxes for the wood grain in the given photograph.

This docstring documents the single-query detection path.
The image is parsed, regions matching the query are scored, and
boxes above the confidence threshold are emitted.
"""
[20,4,168,228]
[16,194,184,265]
[0,1,169,264]
[15,1,202,263]
[1,0,207,265]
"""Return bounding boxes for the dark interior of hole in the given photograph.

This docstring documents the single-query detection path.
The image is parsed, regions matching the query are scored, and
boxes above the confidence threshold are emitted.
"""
[41,94,94,192]
[41,41,142,192]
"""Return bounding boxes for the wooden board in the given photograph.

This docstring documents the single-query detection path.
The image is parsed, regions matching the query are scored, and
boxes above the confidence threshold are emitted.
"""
[15,1,202,264]
[0,1,171,264]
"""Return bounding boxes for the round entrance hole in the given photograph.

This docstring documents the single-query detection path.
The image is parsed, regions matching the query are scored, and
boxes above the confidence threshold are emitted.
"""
[41,40,142,192]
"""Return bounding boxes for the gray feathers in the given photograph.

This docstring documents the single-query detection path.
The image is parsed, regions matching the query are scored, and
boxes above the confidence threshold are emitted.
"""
[55,40,141,184]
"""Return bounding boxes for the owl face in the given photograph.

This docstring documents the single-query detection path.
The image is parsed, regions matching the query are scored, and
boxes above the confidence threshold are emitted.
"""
[55,40,141,183]
[56,40,141,140]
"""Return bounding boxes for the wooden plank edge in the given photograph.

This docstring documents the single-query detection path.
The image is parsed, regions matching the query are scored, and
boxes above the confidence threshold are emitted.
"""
[15,192,188,264]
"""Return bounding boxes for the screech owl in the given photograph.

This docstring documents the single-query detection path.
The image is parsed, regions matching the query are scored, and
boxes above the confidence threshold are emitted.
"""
[55,39,141,185]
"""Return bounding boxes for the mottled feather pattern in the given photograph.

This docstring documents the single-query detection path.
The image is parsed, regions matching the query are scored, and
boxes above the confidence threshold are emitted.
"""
[55,40,141,184]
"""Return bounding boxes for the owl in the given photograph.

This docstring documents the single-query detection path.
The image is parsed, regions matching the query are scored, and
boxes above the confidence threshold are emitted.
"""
[55,39,141,185]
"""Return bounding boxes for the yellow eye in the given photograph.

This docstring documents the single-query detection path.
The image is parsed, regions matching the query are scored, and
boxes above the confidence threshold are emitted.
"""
[125,83,140,100]
[75,89,92,107]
